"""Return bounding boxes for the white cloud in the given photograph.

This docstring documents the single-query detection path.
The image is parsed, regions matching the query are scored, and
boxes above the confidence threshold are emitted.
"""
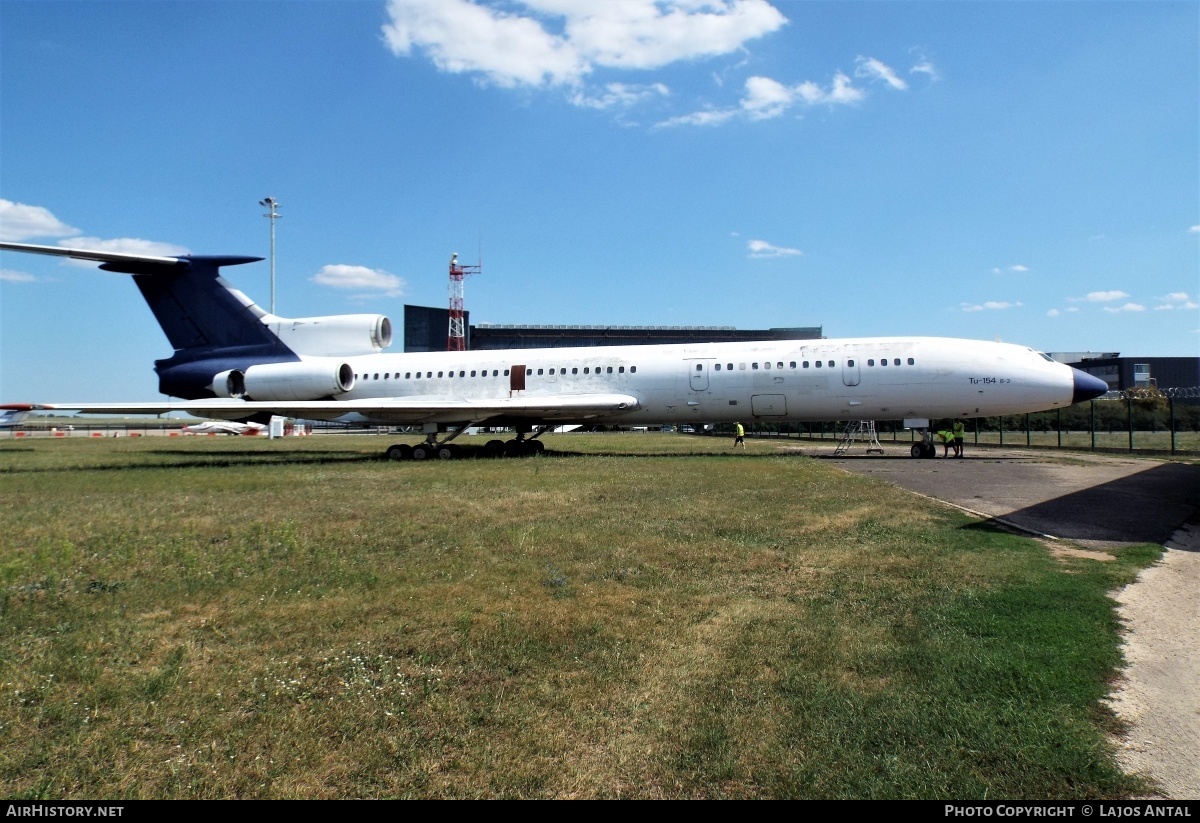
[747,238,801,259]
[382,0,787,90]
[0,268,36,283]
[0,200,79,242]
[55,236,190,267]
[1046,308,1059,317]
[569,81,669,110]
[1154,292,1200,310]
[960,300,1022,312]
[658,68,866,127]
[855,56,907,90]
[1189,225,1200,233]
[910,60,938,81]
[1010,264,1029,272]
[312,264,406,298]
[1069,290,1129,303]
[656,108,739,128]
[1102,302,1145,313]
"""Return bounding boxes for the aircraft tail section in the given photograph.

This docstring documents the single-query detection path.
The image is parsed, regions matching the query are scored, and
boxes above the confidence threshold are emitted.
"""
[100,255,284,352]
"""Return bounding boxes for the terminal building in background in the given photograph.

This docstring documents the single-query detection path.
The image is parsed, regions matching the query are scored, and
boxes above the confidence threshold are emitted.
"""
[1051,353,1199,392]
[403,304,822,353]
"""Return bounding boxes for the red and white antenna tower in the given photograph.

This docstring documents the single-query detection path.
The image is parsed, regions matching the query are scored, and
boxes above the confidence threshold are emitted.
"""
[447,252,481,351]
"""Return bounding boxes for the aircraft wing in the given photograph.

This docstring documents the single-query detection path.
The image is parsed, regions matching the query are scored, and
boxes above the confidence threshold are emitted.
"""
[0,394,640,426]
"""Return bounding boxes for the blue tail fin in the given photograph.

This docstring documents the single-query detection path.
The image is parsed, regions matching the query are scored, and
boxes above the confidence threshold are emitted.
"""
[101,256,284,351]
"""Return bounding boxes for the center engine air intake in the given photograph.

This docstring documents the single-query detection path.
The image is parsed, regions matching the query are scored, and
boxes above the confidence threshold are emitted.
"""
[268,314,392,356]
[211,360,355,401]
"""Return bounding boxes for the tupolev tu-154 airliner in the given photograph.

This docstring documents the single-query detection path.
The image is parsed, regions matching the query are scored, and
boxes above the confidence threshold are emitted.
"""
[0,241,1108,460]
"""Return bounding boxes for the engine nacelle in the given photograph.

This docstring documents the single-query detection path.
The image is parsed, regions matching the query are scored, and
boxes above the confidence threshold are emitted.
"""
[268,314,392,356]
[211,360,355,401]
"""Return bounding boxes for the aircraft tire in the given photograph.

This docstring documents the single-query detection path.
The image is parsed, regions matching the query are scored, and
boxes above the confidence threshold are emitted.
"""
[504,439,525,457]
[436,445,455,460]
[485,439,505,457]
[411,444,431,461]
[910,443,923,459]
[529,440,546,454]
[386,444,412,461]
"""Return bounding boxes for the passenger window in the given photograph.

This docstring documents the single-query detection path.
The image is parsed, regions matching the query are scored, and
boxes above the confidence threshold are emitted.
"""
[816,361,822,368]
[907,358,915,365]
[848,360,854,367]
[764,362,771,370]
[867,360,874,366]
[752,363,759,370]
[537,368,543,375]
[493,370,499,377]
[437,371,443,378]
[893,358,900,366]
[828,361,835,368]
[739,363,746,370]
[503,369,509,376]
[405,372,411,379]
[619,366,625,373]
[727,363,733,371]
[630,366,637,373]
[696,364,702,371]
[607,366,613,373]
[572,367,578,374]
[880,359,887,366]
[777,362,783,369]
[526,368,533,375]
[789,362,796,368]
[802,361,809,368]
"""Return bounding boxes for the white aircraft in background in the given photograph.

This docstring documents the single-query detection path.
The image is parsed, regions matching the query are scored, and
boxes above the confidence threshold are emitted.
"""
[181,420,267,435]
[0,240,1108,460]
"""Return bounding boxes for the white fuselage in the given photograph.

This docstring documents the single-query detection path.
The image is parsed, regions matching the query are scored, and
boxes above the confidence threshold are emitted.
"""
[323,336,1076,426]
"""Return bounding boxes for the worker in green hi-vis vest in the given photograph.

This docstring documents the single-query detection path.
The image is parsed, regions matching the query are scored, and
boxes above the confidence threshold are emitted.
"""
[953,420,966,458]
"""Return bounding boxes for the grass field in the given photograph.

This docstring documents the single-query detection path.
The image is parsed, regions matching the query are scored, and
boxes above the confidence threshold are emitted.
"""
[0,433,1162,798]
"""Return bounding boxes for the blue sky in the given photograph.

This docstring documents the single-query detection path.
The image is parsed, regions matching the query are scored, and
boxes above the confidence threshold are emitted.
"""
[1,0,1197,402]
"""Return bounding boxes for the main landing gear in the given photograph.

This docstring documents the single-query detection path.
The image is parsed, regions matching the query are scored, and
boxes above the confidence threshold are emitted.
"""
[385,424,550,461]
[909,429,938,459]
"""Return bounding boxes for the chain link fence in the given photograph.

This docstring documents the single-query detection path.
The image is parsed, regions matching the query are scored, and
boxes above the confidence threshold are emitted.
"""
[733,387,1200,456]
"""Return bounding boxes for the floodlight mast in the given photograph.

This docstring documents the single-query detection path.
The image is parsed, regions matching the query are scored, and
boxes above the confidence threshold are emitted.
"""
[259,197,280,314]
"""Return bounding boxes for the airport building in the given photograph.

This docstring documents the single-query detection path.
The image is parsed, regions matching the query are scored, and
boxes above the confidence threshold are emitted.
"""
[1062,355,1200,393]
[403,304,822,352]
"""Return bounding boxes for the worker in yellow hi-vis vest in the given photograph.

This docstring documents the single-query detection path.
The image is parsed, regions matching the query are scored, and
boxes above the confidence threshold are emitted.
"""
[733,422,745,449]
[952,420,966,458]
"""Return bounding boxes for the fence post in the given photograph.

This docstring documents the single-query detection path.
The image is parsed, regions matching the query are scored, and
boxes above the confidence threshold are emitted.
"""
[1127,396,1134,452]
[1169,395,1176,455]
[1056,408,1062,448]
[1025,412,1031,447]
[999,415,1005,446]
[1090,400,1096,450]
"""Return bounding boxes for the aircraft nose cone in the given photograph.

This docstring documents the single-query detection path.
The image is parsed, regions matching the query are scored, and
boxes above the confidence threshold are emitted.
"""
[1071,368,1109,404]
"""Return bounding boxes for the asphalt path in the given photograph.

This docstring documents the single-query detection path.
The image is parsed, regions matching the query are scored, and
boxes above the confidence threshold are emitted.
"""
[817,444,1200,551]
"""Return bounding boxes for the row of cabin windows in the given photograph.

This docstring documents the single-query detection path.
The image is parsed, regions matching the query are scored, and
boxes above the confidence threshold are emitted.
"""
[355,365,638,381]
[708,357,915,372]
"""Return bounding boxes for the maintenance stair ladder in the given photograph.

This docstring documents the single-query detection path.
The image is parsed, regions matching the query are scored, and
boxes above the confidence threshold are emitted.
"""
[834,420,885,456]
